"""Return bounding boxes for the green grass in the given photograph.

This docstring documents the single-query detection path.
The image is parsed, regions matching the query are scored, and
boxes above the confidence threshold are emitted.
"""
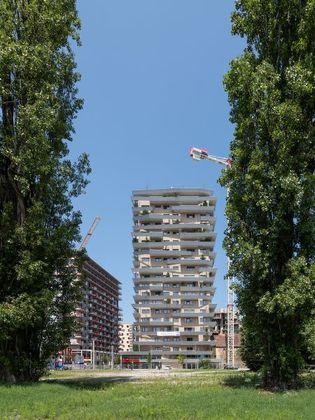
[0,371,314,419]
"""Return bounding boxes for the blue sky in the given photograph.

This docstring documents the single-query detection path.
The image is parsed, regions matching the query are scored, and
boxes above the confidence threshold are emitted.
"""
[71,0,244,323]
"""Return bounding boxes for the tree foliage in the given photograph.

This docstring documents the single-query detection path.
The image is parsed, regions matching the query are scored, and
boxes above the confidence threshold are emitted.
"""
[221,0,315,388]
[0,0,90,382]
[198,359,211,369]
[146,352,152,368]
[176,354,185,367]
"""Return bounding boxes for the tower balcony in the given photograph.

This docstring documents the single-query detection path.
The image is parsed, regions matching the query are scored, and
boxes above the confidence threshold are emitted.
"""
[134,275,216,284]
[134,222,215,231]
[170,205,215,214]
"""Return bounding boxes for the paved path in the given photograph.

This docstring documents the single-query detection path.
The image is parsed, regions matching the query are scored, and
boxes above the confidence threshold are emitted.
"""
[43,369,209,382]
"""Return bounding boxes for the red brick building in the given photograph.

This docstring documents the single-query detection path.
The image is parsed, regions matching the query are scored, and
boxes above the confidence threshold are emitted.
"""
[214,332,244,368]
[213,309,244,368]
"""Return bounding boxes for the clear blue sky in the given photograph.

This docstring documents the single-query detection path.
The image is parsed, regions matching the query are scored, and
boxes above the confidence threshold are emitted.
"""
[71,0,244,323]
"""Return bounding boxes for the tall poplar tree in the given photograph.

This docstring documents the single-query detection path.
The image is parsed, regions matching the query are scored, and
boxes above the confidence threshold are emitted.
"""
[222,0,315,388]
[0,0,90,382]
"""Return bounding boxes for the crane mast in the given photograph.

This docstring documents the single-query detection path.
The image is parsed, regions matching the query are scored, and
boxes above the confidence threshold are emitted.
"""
[189,147,234,368]
[79,216,101,251]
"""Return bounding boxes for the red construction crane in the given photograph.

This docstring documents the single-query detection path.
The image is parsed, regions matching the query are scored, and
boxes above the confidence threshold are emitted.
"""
[189,147,232,167]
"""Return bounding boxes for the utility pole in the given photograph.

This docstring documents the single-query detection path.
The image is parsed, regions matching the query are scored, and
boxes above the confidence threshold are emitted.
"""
[189,147,234,368]
[111,344,114,369]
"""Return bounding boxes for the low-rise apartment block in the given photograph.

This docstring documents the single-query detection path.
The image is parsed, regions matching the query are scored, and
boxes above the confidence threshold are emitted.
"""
[119,323,134,352]
[213,308,241,334]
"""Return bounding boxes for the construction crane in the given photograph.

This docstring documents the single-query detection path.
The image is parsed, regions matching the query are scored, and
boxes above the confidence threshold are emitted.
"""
[189,146,234,368]
[79,216,101,251]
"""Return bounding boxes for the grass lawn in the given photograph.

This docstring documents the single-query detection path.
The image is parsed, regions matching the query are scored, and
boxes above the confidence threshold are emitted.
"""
[0,370,314,419]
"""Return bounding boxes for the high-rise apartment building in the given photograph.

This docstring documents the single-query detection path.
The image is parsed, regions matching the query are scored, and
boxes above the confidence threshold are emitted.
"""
[70,256,121,361]
[132,188,217,369]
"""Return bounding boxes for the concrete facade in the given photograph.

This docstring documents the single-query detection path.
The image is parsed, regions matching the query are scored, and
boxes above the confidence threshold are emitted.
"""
[70,256,121,359]
[131,188,218,368]
[119,323,134,352]
[213,308,241,334]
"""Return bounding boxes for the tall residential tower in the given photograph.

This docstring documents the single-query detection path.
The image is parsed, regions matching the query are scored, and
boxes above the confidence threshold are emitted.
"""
[132,188,217,369]
[70,257,121,363]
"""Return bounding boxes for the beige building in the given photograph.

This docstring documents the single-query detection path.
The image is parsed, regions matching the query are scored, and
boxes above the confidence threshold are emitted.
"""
[119,323,134,352]
[130,188,218,369]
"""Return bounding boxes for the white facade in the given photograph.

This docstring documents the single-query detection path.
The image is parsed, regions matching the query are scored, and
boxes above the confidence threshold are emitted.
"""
[132,188,218,368]
[119,323,134,352]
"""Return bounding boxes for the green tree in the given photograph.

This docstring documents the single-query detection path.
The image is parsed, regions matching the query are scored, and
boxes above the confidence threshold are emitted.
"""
[199,359,211,369]
[302,309,315,363]
[0,0,90,382]
[239,323,264,372]
[146,352,152,369]
[114,355,121,366]
[221,0,315,389]
[176,354,185,367]
[101,355,110,366]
